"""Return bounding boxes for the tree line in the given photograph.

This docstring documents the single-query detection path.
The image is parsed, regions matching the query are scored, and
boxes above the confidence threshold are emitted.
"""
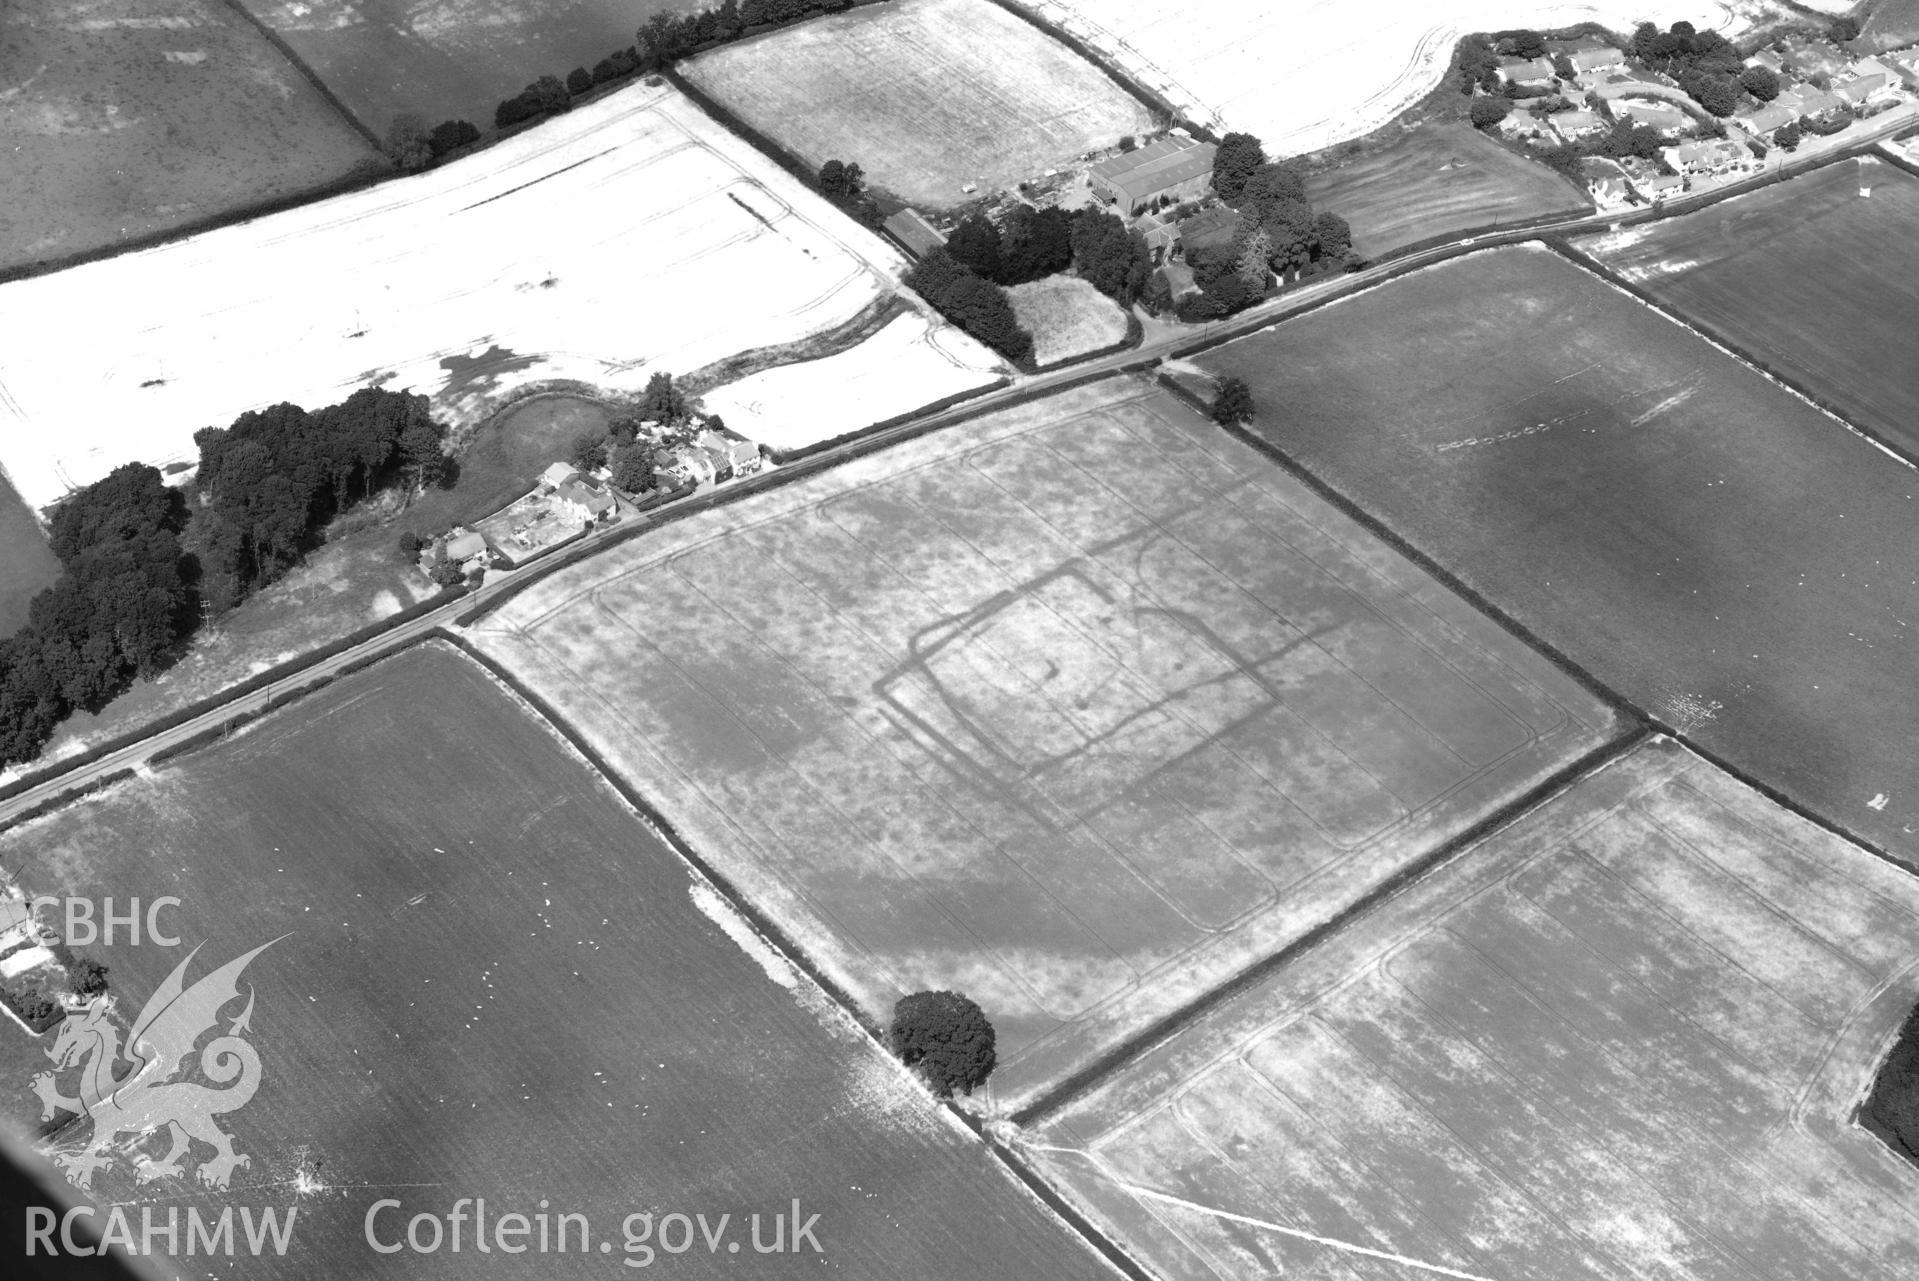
[905,204,1152,364]
[1166,131,1353,321]
[0,389,448,767]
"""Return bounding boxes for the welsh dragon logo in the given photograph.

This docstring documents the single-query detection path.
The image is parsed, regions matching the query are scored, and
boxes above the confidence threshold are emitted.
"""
[32,939,279,1191]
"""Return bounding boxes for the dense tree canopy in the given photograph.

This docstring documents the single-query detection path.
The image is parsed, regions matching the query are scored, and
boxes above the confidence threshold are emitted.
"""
[1211,376,1255,426]
[889,990,996,1097]
[1739,65,1781,102]
[1470,95,1513,128]
[1210,131,1267,202]
[904,249,1033,363]
[1068,207,1152,303]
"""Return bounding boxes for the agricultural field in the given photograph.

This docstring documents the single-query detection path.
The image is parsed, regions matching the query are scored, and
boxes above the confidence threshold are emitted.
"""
[1576,157,1919,460]
[682,0,1152,209]
[1197,244,1919,863]
[0,476,58,638]
[1861,0,1919,51]
[1027,737,1919,1281]
[470,378,1622,1108]
[1304,120,1590,260]
[698,311,1004,453]
[0,644,1120,1279]
[0,82,914,514]
[1007,276,1133,367]
[234,0,696,132]
[0,0,382,275]
[1017,0,1778,157]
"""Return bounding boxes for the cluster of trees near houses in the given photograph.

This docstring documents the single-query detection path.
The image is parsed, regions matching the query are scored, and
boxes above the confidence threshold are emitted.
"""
[1163,131,1354,322]
[906,205,1151,363]
[562,372,706,496]
[0,389,448,767]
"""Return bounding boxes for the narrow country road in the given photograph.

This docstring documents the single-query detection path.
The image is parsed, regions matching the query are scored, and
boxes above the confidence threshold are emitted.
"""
[2,110,1913,830]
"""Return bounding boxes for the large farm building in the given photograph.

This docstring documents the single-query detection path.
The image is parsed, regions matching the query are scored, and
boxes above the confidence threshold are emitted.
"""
[1088,136,1218,213]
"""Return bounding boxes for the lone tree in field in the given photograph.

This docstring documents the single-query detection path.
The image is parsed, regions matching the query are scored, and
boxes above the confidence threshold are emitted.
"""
[1212,376,1255,426]
[889,990,996,1097]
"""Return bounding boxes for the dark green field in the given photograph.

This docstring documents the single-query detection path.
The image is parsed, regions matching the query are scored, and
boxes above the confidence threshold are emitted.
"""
[0,0,382,274]
[0,473,57,638]
[1304,121,1590,260]
[1576,157,1919,460]
[1198,244,1919,863]
[236,0,697,134]
[0,644,1114,1278]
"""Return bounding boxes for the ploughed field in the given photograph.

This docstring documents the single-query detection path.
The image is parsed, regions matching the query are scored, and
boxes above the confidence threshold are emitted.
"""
[0,0,381,274]
[1576,157,1919,460]
[0,644,1115,1279]
[233,0,696,134]
[1198,244,1919,863]
[1304,120,1590,260]
[682,0,1151,209]
[1028,738,1919,1281]
[471,378,1621,1108]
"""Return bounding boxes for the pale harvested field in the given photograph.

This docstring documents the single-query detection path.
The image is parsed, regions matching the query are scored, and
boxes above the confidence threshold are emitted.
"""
[1029,738,1919,1281]
[1017,0,1800,158]
[683,0,1152,208]
[0,0,381,273]
[1008,276,1131,367]
[698,310,1003,452]
[471,378,1621,1108]
[0,83,921,512]
[235,0,698,129]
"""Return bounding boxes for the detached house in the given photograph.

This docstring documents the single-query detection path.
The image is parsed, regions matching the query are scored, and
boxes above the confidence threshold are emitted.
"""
[1498,56,1557,86]
[694,430,762,480]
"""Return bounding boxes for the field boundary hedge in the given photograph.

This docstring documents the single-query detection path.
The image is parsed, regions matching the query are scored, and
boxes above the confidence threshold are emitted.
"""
[211,0,383,150]
[0,768,137,841]
[1013,727,1650,1124]
[1543,238,1919,474]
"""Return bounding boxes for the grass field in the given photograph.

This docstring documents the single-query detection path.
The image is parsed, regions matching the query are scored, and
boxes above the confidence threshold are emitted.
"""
[235,0,697,133]
[1007,277,1132,367]
[0,473,57,639]
[0,0,382,275]
[1197,244,1919,864]
[1576,157,1919,460]
[0,644,1119,1279]
[0,82,911,513]
[471,378,1621,1107]
[1304,120,1590,260]
[1028,737,1919,1281]
[682,0,1152,208]
[1862,0,1919,51]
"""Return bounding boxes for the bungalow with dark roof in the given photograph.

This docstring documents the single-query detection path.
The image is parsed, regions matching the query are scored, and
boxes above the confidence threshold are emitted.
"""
[1497,56,1556,85]
[882,207,946,259]
[1088,138,1219,215]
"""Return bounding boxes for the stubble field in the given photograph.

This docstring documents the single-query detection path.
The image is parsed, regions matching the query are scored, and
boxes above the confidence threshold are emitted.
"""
[1011,0,1760,158]
[0,82,956,513]
[471,378,1621,1108]
[1304,120,1591,260]
[0,0,382,275]
[1028,737,1919,1281]
[1198,244,1919,864]
[682,0,1152,208]
[0,643,1117,1279]
[1576,157,1919,460]
[234,0,697,133]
